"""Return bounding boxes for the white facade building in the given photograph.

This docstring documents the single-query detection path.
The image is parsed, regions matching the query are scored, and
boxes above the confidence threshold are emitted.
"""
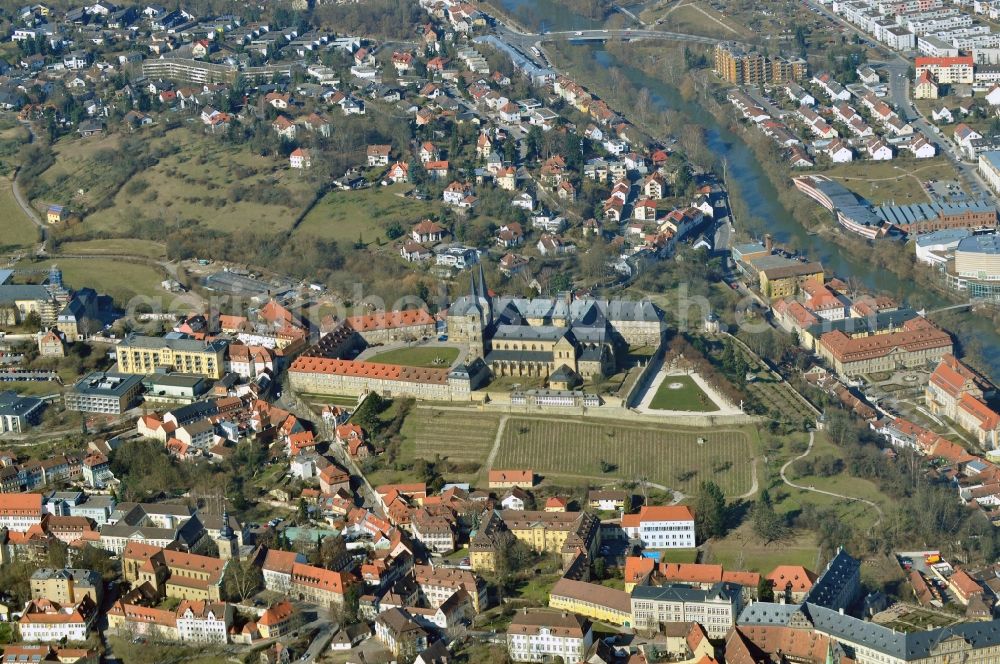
[621,505,696,548]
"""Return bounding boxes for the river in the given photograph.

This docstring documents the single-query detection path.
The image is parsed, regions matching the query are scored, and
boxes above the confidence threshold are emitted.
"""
[495,0,1000,379]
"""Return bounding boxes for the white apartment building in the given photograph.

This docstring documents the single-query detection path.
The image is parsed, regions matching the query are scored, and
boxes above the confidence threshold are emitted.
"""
[630,583,742,639]
[175,601,232,645]
[18,599,96,643]
[907,14,973,34]
[979,151,1000,193]
[885,26,917,49]
[507,610,593,663]
[918,34,961,56]
[621,505,696,548]
[0,493,43,532]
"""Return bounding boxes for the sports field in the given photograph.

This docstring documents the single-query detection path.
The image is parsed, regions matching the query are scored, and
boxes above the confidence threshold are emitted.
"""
[493,418,754,495]
[648,375,718,412]
[368,346,459,368]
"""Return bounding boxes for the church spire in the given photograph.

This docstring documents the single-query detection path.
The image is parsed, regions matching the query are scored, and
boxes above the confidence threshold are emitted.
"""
[477,262,487,300]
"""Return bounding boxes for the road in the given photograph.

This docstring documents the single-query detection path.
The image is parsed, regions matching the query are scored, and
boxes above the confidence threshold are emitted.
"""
[779,431,884,527]
[13,122,47,255]
[804,0,992,200]
[300,621,337,663]
[278,381,384,517]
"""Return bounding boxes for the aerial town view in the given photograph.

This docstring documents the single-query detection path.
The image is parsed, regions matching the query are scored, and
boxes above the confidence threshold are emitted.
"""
[4,0,1000,660]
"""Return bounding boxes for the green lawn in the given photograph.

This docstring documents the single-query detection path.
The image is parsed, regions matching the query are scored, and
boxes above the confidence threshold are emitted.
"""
[816,157,959,205]
[494,418,755,496]
[0,177,38,250]
[655,548,700,563]
[368,346,459,368]
[293,185,442,246]
[648,374,719,412]
[17,257,169,304]
[58,238,167,259]
[704,528,819,572]
[0,381,62,397]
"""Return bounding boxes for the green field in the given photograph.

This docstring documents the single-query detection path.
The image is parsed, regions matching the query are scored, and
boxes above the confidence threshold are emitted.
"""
[368,346,459,368]
[817,158,959,205]
[0,381,62,397]
[58,238,167,259]
[0,178,38,250]
[17,257,169,303]
[641,1,751,39]
[494,418,754,496]
[294,185,442,245]
[44,128,317,237]
[704,528,819,572]
[648,375,718,412]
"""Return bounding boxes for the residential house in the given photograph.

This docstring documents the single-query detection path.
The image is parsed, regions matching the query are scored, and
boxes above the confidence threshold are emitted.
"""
[289,148,311,169]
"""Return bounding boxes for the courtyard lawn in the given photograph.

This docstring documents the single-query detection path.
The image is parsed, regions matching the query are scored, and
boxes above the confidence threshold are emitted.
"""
[648,374,719,412]
[367,346,459,368]
[293,185,442,246]
[493,418,755,496]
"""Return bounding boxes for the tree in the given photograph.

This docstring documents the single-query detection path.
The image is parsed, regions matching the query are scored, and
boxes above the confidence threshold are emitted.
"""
[752,489,786,543]
[223,559,263,602]
[22,311,41,330]
[757,577,775,602]
[592,557,607,580]
[580,237,611,281]
[693,481,727,541]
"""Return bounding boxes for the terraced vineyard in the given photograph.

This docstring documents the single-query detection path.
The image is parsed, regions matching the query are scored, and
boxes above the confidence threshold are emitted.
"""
[493,418,755,496]
[398,408,502,480]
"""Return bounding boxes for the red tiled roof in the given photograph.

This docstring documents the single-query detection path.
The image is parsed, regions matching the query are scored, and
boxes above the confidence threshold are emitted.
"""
[916,56,973,67]
[345,309,435,332]
[290,357,449,385]
[0,492,42,514]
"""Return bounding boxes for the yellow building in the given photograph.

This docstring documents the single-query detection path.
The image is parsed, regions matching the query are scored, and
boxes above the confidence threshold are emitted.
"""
[116,334,227,379]
[752,259,825,300]
[47,205,67,224]
[29,568,102,606]
[549,578,632,627]
[123,542,226,602]
[470,510,600,572]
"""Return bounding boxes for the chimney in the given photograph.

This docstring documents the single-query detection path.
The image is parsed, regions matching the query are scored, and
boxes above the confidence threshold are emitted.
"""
[764,234,774,254]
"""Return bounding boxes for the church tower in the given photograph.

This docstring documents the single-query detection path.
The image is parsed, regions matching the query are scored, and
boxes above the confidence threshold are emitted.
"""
[213,506,239,561]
